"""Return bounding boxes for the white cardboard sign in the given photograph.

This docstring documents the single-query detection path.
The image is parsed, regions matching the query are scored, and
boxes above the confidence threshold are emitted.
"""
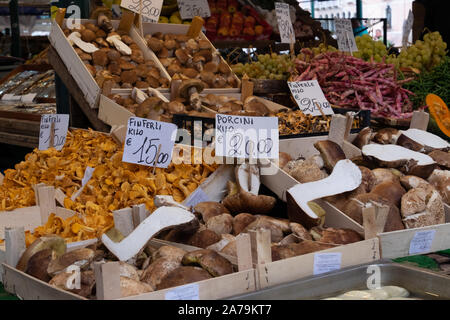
[313,252,342,275]
[120,0,163,23]
[177,0,211,20]
[334,19,358,52]
[39,114,70,151]
[409,229,436,255]
[402,10,414,48]
[275,2,295,44]
[122,117,177,168]
[215,114,279,160]
[288,80,334,116]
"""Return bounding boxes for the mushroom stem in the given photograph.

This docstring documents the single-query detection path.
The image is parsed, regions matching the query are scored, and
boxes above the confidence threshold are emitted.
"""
[68,32,98,53]
[189,87,202,111]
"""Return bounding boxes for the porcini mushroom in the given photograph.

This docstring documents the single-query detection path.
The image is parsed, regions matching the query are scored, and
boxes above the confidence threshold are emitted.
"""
[106,34,132,55]
[68,32,99,53]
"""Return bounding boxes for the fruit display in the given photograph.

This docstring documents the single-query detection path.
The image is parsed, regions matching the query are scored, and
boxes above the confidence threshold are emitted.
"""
[386,31,447,72]
[295,44,337,63]
[232,53,293,80]
[0,129,217,243]
[354,34,388,63]
[63,19,169,89]
[144,32,239,88]
[158,0,192,25]
[292,51,414,119]
[205,0,272,41]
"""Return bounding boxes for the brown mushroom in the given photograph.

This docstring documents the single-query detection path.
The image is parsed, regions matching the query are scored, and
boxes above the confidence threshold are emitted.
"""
[147,37,163,52]
[131,49,145,64]
[121,35,134,45]
[92,50,109,66]
[80,29,96,42]
[120,70,138,84]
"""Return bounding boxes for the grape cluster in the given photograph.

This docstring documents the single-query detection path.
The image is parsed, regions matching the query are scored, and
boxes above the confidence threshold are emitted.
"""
[354,34,388,62]
[386,31,448,72]
[232,53,293,80]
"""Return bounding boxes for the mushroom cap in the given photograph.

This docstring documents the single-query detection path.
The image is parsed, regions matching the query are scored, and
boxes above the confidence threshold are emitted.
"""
[178,79,205,98]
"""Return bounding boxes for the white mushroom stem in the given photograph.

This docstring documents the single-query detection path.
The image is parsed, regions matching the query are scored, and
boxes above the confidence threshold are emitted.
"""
[362,144,435,166]
[154,195,189,210]
[68,32,99,53]
[102,206,195,261]
[212,51,221,65]
[131,87,149,104]
[106,35,132,55]
[402,129,450,150]
[189,88,202,111]
[147,88,169,103]
[288,160,362,219]
[236,163,260,195]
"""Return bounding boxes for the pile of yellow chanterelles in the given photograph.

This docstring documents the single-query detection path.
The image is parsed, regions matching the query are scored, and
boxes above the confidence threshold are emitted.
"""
[0,129,217,245]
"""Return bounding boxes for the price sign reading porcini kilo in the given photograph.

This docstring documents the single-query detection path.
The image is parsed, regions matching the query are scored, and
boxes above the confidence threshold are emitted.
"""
[288,80,334,116]
[120,0,163,22]
[122,117,177,168]
[334,19,358,52]
[215,114,279,160]
[177,0,211,20]
[275,2,295,44]
[39,114,69,151]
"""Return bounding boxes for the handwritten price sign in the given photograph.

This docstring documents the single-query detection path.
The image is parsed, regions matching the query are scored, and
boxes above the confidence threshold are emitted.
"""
[39,114,69,151]
[275,2,295,44]
[288,80,334,116]
[177,0,211,20]
[122,117,177,168]
[120,0,163,23]
[215,114,279,160]
[334,19,358,52]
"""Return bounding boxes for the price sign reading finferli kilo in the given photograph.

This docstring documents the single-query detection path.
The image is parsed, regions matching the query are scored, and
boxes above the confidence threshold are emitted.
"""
[177,0,211,20]
[39,114,69,151]
[120,0,163,23]
[275,2,295,44]
[288,80,334,116]
[122,117,177,168]
[215,114,279,160]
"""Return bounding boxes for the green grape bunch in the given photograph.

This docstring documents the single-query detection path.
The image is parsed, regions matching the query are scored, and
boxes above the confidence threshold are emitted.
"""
[386,31,448,72]
[354,34,388,63]
[232,53,294,80]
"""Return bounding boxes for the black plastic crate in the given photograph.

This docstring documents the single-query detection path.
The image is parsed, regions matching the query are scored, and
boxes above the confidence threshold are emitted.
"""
[172,108,371,145]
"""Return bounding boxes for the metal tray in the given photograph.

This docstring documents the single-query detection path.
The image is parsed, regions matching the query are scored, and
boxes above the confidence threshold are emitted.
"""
[229,260,450,300]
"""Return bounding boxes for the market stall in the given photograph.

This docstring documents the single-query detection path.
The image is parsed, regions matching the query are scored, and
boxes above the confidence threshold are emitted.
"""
[0,0,449,302]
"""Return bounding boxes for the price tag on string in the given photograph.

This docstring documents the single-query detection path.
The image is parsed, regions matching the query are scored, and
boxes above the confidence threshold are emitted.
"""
[39,114,69,151]
[122,117,177,168]
[409,229,436,255]
[334,19,358,53]
[275,2,295,44]
[288,80,334,116]
[215,114,279,160]
[120,0,163,23]
[177,0,211,20]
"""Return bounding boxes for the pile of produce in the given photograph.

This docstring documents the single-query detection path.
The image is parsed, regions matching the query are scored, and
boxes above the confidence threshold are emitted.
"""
[232,53,293,80]
[276,110,361,136]
[0,129,217,243]
[158,0,191,25]
[145,32,238,88]
[386,31,447,72]
[354,34,388,63]
[292,51,414,119]
[403,56,450,110]
[205,0,272,41]
[280,127,449,232]
[295,43,337,63]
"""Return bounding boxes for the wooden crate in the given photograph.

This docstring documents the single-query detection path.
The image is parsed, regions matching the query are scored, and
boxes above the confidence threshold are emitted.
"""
[137,23,241,94]
[98,92,288,127]
[48,19,170,109]
[262,113,450,261]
